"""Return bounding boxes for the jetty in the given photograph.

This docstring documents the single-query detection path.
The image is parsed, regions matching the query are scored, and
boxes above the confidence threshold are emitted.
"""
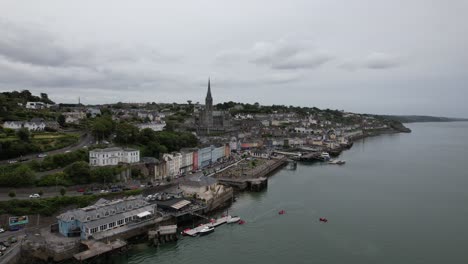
[74,239,127,261]
[183,215,232,237]
[149,225,178,245]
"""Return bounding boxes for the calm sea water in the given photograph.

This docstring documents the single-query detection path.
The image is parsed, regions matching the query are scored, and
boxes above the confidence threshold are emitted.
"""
[108,122,468,264]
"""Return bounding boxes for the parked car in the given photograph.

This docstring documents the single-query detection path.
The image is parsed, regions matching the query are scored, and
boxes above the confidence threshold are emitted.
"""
[29,194,40,199]
[77,188,85,192]
[64,150,71,153]
[0,245,6,251]
[8,160,18,164]
[0,228,4,233]
[83,191,93,195]
[37,153,47,158]
[100,190,109,194]
[111,188,121,192]
[0,241,10,247]
[8,237,17,243]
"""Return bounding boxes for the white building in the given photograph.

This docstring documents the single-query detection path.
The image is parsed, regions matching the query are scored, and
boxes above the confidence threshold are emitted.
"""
[25,102,46,109]
[87,108,101,118]
[89,147,140,166]
[180,152,194,173]
[63,112,86,124]
[3,121,46,131]
[136,121,166,131]
[162,153,182,177]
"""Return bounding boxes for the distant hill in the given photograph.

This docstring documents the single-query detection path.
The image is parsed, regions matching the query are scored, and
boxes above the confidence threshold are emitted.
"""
[378,115,468,123]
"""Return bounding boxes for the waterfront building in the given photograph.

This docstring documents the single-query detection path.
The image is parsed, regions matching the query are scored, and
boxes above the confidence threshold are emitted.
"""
[180,151,194,174]
[89,147,140,166]
[56,196,155,240]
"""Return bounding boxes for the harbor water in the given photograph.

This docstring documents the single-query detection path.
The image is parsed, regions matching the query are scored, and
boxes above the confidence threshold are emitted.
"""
[108,122,468,264]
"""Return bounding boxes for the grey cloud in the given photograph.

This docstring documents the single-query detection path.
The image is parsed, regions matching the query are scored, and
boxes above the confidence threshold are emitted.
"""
[0,19,185,94]
[340,52,401,70]
[249,41,333,70]
[364,52,400,69]
[0,20,73,66]
[215,41,333,70]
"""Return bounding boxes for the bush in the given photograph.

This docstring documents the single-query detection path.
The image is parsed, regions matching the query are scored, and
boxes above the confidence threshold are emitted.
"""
[36,172,72,187]
[8,190,15,198]
[60,188,66,196]
[0,164,36,187]
[64,161,90,184]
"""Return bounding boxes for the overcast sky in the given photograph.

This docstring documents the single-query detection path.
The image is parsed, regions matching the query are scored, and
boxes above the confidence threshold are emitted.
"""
[0,0,467,117]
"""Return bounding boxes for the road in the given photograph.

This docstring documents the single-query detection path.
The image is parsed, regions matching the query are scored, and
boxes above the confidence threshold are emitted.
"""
[0,232,24,264]
[0,132,94,165]
[0,191,84,201]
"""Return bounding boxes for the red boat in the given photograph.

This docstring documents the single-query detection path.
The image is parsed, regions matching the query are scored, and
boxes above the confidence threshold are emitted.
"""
[319,217,328,223]
[278,210,286,215]
[238,220,246,225]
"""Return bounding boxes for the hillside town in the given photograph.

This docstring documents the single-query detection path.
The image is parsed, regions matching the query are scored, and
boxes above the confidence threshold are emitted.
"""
[0,84,410,263]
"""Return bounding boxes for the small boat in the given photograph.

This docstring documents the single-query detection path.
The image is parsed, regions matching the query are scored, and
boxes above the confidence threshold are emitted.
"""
[319,217,328,223]
[278,210,286,215]
[319,152,331,161]
[199,226,215,236]
[227,216,241,224]
[238,220,246,225]
[328,159,346,165]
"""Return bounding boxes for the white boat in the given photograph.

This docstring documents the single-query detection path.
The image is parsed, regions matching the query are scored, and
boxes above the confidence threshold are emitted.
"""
[328,159,346,165]
[320,152,331,160]
[227,216,241,224]
[199,226,215,236]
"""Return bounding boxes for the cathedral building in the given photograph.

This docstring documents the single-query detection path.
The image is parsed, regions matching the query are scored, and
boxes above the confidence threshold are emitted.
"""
[197,79,231,134]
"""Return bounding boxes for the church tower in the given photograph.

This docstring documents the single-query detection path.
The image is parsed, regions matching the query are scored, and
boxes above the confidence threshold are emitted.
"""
[205,78,213,127]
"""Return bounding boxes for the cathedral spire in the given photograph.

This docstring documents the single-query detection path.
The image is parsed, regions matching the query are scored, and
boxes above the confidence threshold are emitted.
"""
[207,78,212,99]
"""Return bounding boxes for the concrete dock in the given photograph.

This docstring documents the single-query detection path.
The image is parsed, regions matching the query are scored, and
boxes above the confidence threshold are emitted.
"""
[73,239,127,261]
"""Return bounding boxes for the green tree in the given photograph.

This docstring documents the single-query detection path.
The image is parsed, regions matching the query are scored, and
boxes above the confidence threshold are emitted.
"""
[64,161,91,184]
[16,128,30,142]
[8,190,15,198]
[38,190,44,196]
[91,117,114,140]
[114,123,139,145]
[0,165,36,187]
[57,114,66,127]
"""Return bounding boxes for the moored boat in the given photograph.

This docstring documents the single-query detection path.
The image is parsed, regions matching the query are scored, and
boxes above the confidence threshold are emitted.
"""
[227,216,241,224]
[199,226,215,236]
[328,159,346,165]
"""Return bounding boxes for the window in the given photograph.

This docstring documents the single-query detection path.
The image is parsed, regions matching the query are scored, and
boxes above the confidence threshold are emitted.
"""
[96,214,100,219]
[99,224,107,231]
[105,211,109,216]
[90,227,98,234]
[117,219,124,225]
[86,216,91,221]
[109,222,116,228]
[70,216,75,221]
